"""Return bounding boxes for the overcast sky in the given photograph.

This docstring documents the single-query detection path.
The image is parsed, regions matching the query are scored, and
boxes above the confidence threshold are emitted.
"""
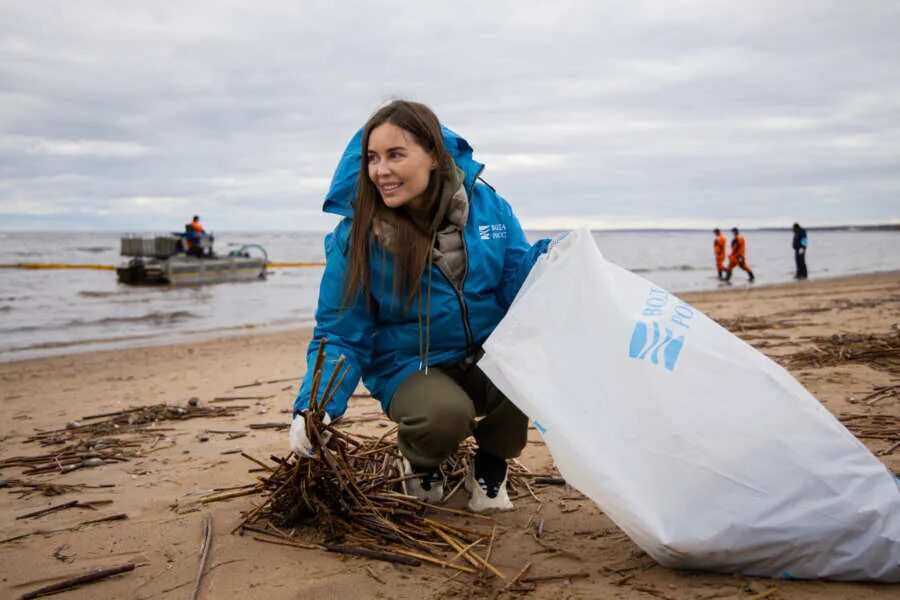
[1,1,898,232]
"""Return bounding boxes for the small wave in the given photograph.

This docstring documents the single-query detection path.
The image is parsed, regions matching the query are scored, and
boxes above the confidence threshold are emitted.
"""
[0,305,11,313]
[2,310,200,335]
[0,324,41,334]
[630,264,697,274]
[76,246,112,253]
[79,290,120,298]
[89,310,199,326]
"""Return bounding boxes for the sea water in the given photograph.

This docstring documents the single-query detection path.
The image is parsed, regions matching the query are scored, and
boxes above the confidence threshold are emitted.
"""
[1,229,897,362]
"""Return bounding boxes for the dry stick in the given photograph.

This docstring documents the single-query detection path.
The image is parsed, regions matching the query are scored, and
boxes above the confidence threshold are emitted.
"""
[503,562,533,592]
[81,407,146,420]
[877,440,900,456]
[317,355,347,415]
[746,589,780,600]
[200,486,263,505]
[422,518,493,542]
[240,452,274,472]
[418,501,495,521]
[211,395,273,402]
[307,339,329,414]
[189,515,213,600]
[0,514,128,545]
[16,500,79,520]
[442,537,484,569]
[390,549,477,573]
[324,544,421,566]
[365,565,386,584]
[17,499,114,520]
[868,389,898,406]
[252,535,323,551]
[484,525,497,566]
[248,423,289,430]
[520,570,590,584]
[431,526,505,579]
[231,462,299,534]
[534,477,566,485]
[19,563,136,599]
[234,377,295,389]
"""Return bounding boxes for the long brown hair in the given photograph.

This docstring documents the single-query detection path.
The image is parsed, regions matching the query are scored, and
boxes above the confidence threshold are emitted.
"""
[344,100,454,307]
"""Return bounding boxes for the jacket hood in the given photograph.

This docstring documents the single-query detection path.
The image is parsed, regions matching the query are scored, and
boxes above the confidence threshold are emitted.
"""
[322,125,484,218]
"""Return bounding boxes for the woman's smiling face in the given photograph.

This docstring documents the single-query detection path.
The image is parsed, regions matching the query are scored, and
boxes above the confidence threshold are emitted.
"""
[367,122,435,211]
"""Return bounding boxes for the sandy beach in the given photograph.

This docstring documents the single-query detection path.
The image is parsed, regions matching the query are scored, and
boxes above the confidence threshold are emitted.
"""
[1,271,898,599]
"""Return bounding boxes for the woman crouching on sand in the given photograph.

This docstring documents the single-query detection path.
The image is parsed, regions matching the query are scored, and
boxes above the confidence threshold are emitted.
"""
[290,100,550,512]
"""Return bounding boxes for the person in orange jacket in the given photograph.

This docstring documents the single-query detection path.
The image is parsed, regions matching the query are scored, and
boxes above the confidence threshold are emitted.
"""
[183,215,209,256]
[713,228,727,280]
[189,215,205,234]
[725,227,755,283]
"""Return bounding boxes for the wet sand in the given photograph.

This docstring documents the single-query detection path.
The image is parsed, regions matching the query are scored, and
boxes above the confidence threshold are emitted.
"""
[0,271,898,599]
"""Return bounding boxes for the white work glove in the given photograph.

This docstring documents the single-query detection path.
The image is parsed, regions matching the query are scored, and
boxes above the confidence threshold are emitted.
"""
[289,412,332,458]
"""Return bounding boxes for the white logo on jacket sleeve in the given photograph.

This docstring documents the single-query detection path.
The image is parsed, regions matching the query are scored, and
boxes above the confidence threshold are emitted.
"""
[479,224,507,240]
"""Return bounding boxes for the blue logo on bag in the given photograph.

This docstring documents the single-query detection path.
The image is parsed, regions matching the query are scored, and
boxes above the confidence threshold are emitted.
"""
[628,321,685,371]
[628,287,694,372]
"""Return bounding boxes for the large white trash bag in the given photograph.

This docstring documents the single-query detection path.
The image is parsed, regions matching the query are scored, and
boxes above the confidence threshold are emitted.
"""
[479,228,900,581]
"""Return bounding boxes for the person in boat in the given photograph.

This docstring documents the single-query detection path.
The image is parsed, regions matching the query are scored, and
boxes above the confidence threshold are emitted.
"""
[183,215,211,257]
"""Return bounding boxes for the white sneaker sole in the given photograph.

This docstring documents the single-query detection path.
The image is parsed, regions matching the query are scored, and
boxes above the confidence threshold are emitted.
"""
[400,458,444,503]
[465,466,514,512]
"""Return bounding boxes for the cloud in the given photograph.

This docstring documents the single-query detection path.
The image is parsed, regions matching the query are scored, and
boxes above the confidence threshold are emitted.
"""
[27,138,153,157]
[1,1,898,230]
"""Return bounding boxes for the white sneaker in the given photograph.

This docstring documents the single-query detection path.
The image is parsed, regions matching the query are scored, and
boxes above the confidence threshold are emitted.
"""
[465,457,514,512]
[400,458,444,503]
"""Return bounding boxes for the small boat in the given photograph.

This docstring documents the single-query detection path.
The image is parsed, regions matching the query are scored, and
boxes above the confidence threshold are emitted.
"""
[116,234,267,285]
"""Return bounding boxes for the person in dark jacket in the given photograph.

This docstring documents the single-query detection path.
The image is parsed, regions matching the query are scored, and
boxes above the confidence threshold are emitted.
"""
[792,222,808,279]
[289,100,550,512]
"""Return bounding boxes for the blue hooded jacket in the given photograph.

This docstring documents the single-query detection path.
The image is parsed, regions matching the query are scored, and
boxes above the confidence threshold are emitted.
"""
[294,125,549,417]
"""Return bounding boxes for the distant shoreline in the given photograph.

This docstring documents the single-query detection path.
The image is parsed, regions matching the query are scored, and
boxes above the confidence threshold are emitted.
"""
[526,223,900,234]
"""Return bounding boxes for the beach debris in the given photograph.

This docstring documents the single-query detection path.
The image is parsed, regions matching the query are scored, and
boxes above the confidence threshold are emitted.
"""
[3,479,115,498]
[859,383,899,406]
[1,438,140,475]
[784,331,899,372]
[227,340,546,577]
[16,499,113,520]
[188,397,200,407]
[247,422,288,430]
[839,413,899,455]
[233,377,295,390]
[211,395,274,403]
[53,543,75,563]
[18,562,136,599]
[717,316,814,333]
[25,403,247,445]
[189,515,213,600]
[0,404,248,477]
[0,513,128,545]
[520,569,590,584]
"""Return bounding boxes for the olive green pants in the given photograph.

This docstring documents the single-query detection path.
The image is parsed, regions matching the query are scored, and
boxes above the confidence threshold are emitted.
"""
[388,358,529,470]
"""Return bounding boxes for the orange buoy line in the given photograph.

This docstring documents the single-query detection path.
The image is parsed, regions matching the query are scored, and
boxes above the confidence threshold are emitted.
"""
[267,262,326,268]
